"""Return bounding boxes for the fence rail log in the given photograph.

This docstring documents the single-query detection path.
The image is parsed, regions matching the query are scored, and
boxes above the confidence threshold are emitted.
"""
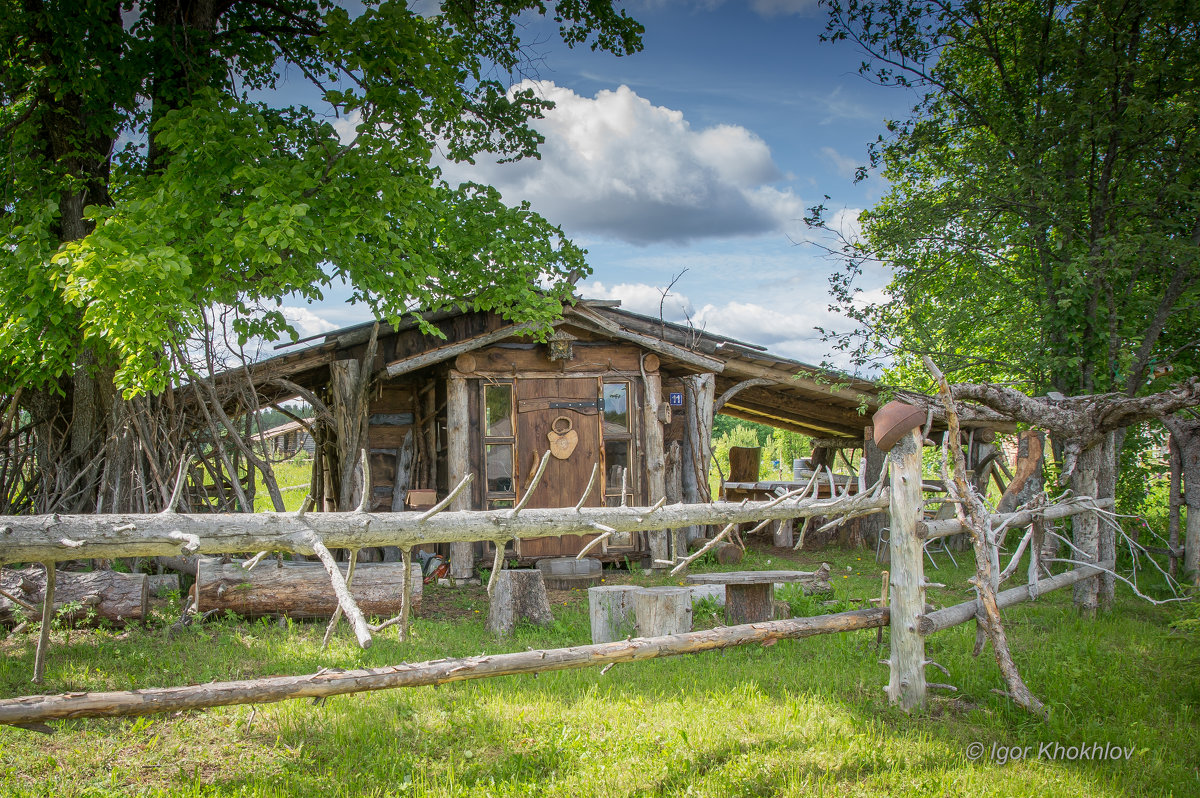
[917,563,1109,635]
[918,498,1114,541]
[0,607,888,727]
[0,494,890,564]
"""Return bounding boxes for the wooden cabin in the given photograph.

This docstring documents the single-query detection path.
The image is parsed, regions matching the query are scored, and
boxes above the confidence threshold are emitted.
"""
[241,300,891,576]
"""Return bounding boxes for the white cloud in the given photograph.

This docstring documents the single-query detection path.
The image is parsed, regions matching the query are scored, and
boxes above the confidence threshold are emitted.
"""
[749,0,820,17]
[280,305,339,338]
[441,81,804,245]
[821,146,861,180]
[586,281,695,321]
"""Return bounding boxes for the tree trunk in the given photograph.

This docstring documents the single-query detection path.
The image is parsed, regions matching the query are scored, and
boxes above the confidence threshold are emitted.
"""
[1164,417,1200,585]
[682,373,715,543]
[195,560,421,619]
[886,427,925,711]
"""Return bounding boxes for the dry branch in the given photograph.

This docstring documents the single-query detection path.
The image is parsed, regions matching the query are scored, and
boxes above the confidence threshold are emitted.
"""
[0,493,890,564]
[0,607,888,727]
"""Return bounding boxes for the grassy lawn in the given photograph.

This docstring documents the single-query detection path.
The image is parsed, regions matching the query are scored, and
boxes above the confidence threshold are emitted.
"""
[1,545,1197,797]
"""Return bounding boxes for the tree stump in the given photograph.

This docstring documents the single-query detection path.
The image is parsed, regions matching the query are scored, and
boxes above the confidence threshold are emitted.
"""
[772,519,794,548]
[635,587,692,637]
[715,542,743,565]
[588,585,642,643]
[726,583,773,624]
[0,568,148,625]
[486,570,553,636]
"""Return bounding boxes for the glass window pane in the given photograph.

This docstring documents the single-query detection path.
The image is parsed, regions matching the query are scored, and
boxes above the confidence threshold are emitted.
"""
[486,444,514,494]
[605,441,629,495]
[484,385,513,437]
[603,383,629,435]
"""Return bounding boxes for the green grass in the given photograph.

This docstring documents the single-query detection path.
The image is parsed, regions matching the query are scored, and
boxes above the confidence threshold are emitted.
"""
[1,548,1197,797]
[252,456,313,513]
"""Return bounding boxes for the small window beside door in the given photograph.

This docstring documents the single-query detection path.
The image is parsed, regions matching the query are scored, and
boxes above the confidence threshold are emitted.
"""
[603,380,635,507]
[482,383,516,506]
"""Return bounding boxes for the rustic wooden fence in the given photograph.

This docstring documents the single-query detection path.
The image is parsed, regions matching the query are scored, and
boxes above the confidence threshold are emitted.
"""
[0,436,1108,728]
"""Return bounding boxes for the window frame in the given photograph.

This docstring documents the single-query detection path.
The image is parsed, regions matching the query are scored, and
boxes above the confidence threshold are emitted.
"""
[481,380,517,505]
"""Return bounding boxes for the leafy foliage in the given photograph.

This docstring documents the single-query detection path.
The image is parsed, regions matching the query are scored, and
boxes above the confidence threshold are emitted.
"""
[0,0,644,395]
[814,0,1200,398]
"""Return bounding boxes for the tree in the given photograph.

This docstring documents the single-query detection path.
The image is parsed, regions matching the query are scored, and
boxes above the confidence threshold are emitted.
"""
[813,0,1200,609]
[0,0,642,512]
[815,0,1200,397]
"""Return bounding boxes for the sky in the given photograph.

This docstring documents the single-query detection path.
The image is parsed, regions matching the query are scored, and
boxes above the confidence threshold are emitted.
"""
[283,1,915,373]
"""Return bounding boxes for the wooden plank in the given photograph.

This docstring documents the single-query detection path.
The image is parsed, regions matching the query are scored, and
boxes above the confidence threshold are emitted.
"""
[369,424,414,448]
[685,568,830,585]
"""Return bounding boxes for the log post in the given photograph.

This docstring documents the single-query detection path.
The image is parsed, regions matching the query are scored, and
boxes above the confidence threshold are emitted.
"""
[682,373,715,545]
[447,373,474,585]
[1069,442,1102,615]
[642,369,669,568]
[635,587,692,636]
[859,426,886,555]
[195,560,421,618]
[329,360,369,511]
[887,427,925,711]
[665,441,687,559]
[486,570,553,636]
[588,585,642,643]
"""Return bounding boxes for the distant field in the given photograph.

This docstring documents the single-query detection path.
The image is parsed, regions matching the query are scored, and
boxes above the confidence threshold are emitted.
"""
[1,545,1196,797]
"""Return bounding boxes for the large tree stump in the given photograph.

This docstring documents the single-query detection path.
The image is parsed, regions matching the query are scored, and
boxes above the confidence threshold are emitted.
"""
[486,570,553,635]
[635,587,692,636]
[588,585,642,643]
[726,583,773,624]
[195,560,421,619]
[0,568,148,625]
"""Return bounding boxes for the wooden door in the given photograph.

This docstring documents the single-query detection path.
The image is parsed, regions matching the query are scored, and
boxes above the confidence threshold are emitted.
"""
[515,377,602,558]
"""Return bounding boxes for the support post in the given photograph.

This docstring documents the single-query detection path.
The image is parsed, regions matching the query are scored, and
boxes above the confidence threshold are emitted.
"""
[642,369,669,567]
[887,428,925,711]
[682,373,715,544]
[860,426,886,555]
[447,374,474,584]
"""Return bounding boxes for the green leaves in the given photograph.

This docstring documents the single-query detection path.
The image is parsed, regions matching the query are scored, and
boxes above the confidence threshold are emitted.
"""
[819,0,1200,398]
[0,0,641,395]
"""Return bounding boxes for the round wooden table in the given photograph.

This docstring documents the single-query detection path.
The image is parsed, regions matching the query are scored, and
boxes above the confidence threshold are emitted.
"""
[685,565,832,624]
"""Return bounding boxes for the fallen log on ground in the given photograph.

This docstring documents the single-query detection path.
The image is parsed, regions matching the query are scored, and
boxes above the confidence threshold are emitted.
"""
[0,606,888,727]
[0,568,148,625]
[0,492,890,563]
[917,563,1108,635]
[195,560,422,619]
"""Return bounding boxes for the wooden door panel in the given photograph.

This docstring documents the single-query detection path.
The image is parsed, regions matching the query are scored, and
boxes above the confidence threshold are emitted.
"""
[515,377,602,558]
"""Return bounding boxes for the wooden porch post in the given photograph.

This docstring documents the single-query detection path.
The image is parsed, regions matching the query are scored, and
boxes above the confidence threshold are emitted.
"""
[643,371,669,568]
[887,427,926,711]
[447,373,474,584]
[860,426,887,557]
[681,373,715,545]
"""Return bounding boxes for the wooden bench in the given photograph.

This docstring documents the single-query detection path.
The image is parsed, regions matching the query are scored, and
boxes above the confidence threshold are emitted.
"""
[685,565,832,624]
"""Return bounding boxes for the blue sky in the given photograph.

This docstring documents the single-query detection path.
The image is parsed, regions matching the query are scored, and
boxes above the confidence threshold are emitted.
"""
[288,1,915,371]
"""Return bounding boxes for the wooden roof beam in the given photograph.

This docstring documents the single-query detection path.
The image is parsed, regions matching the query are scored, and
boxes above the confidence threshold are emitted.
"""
[564,307,725,374]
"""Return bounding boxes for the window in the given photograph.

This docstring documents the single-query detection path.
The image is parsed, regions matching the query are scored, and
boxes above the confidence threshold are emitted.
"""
[602,380,635,508]
[482,383,516,505]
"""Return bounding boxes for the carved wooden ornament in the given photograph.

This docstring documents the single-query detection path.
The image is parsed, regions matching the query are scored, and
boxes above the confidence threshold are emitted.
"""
[547,415,579,460]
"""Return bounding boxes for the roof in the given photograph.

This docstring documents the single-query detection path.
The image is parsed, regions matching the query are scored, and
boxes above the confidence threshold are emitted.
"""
[247,299,887,439]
